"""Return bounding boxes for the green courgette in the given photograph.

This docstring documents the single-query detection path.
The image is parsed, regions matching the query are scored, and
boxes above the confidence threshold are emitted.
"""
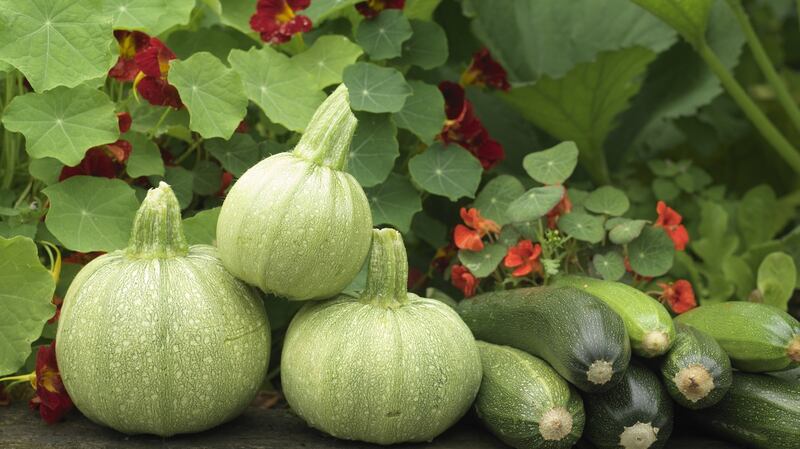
[686,372,800,449]
[659,323,732,409]
[554,276,675,357]
[676,301,800,372]
[474,342,585,449]
[583,362,674,449]
[457,286,631,392]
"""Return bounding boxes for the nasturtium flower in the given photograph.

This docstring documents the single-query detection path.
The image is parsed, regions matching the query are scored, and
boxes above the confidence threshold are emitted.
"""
[451,264,477,297]
[431,244,457,272]
[63,252,105,265]
[460,48,511,91]
[29,342,73,424]
[132,38,182,108]
[461,207,500,236]
[546,191,572,229]
[216,171,234,198]
[250,0,312,44]
[654,201,689,251]
[453,207,500,252]
[504,240,543,277]
[47,296,63,324]
[355,0,405,19]
[658,279,696,314]
[109,30,150,82]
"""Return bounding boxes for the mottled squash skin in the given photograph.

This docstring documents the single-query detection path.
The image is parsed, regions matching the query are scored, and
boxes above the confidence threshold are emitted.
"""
[217,84,372,301]
[56,184,270,437]
[281,229,482,444]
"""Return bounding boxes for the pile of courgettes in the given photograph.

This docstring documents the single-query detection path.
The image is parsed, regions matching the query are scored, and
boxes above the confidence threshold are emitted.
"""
[457,277,800,449]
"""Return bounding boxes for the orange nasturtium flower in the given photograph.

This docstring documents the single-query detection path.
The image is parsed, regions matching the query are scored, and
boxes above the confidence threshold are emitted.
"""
[453,207,500,252]
[504,239,543,277]
[451,264,477,297]
[658,279,697,314]
[654,201,690,251]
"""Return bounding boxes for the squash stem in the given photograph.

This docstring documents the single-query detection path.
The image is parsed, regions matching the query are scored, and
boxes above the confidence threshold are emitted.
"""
[673,364,714,403]
[362,228,409,308]
[789,335,800,363]
[293,84,358,171]
[619,422,659,449]
[127,182,189,259]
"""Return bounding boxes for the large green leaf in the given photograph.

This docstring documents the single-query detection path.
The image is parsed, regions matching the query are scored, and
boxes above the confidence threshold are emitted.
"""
[166,27,254,61]
[170,52,249,139]
[304,0,359,23]
[628,226,675,277]
[631,0,713,46]
[557,212,605,243]
[693,200,739,266]
[392,20,448,69]
[229,46,325,132]
[503,47,656,183]
[506,185,564,223]
[347,113,399,187]
[125,131,165,178]
[593,251,625,281]
[364,173,422,233]
[206,133,261,177]
[0,0,116,92]
[0,236,55,376]
[736,185,790,249]
[584,186,630,216]
[292,35,363,90]
[391,81,445,144]
[757,252,796,311]
[104,0,195,35]
[218,0,257,35]
[43,177,140,252]
[183,207,221,246]
[343,63,412,113]
[355,10,412,60]
[408,143,483,201]
[2,86,119,166]
[474,175,525,225]
[522,141,579,185]
[608,218,648,244]
[458,244,507,278]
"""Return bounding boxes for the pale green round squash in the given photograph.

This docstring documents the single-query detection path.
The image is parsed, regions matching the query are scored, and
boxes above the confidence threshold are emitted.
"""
[281,228,482,444]
[55,183,270,437]
[216,84,372,301]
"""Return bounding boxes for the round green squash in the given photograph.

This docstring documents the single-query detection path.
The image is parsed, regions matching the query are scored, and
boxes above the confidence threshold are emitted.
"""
[56,183,270,437]
[281,228,483,444]
[216,84,372,301]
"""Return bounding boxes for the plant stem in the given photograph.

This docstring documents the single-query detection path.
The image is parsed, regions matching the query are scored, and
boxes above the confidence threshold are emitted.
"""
[697,43,800,174]
[727,0,800,133]
[147,107,171,139]
[2,71,20,189]
[174,138,203,164]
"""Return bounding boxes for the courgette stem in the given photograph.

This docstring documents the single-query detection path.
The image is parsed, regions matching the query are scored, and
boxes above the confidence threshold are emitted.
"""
[362,228,409,308]
[293,84,357,170]
[789,336,800,362]
[641,330,670,357]
[587,360,613,385]
[539,407,573,441]
[127,182,189,259]
[673,364,714,403]
[619,422,659,449]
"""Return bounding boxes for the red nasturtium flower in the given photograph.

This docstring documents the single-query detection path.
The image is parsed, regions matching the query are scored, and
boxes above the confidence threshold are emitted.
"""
[658,280,696,314]
[216,171,234,197]
[59,112,134,181]
[47,296,63,325]
[63,251,105,265]
[431,244,457,272]
[460,48,511,91]
[504,240,543,277]
[29,342,73,424]
[355,0,405,19]
[109,30,150,82]
[546,190,572,229]
[133,38,183,109]
[654,201,689,251]
[451,264,477,297]
[250,0,312,44]
[453,207,500,252]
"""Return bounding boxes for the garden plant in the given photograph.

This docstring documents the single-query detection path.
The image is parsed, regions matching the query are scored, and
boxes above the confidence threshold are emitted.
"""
[0,0,799,448]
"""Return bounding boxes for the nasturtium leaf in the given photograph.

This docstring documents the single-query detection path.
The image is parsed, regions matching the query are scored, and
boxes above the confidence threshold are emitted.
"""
[155,0,195,36]
[167,27,254,61]
[608,219,648,245]
[584,186,630,216]
[355,10,413,60]
[183,207,220,246]
[391,81,445,144]
[364,173,422,233]
[506,185,564,223]
[557,212,605,243]
[206,134,261,177]
[193,160,223,196]
[757,252,796,311]
[0,222,38,240]
[155,166,194,209]
[631,0,713,46]
[393,20,449,69]
[170,52,249,139]
[408,143,482,201]
[593,251,625,281]
[722,256,755,299]
[0,236,55,376]
[648,159,688,177]
[347,113,399,187]
[127,100,191,138]
[628,226,675,277]
[343,63,412,113]
[0,0,116,92]
[411,213,447,248]
[503,47,656,183]
[736,185,789,249]
[43,177,140,252]
[693,200,739,266]
[218,0,257,35]
[405,0,443,20]
[652,178,680,201]
[2,86,118,166]
[28,158,63,186]
[125,132,164,178]
[292,35,363,89]
[229,46,325,132]
[522,141,579,185]
[498,226,522,247]
[458,244,507,278]
[104,0,195,35]
[474,175,525,225]
[304,0,359,23]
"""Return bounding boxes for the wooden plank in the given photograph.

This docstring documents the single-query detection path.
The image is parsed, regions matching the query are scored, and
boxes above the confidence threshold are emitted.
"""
[0,404,506,448]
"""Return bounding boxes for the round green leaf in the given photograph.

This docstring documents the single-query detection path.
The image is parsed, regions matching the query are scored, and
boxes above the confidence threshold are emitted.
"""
[0,236,55,375]
[522,141,579,185]
[410,213,447,248]
[628,226,675,277]
[3,86,119,166]
[292,35,363,90]
[474,175,525,225]
[125,132,165,178]
[408,143,483,201]
[104,0,194,35]
[593,251,625,281]
[183,207,220,246]
[757,252,796,311]
[608,218,648,245]
[343,62,412,113]
[170,52,249,139]
[28,158,63,186]
[355,10,413,60]
[506,185,565,223]
[393,19,448,69]
[193,160,222,196]
[557,212,605,243]
[584,186,630,216]
[206,134,261,178]
[364,173,422,233]
[391,80,445,144]
[43,177,140,252]
[347,113,399,187]
[458,244,507,278]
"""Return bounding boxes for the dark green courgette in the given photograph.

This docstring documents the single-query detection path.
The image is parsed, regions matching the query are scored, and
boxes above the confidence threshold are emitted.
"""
[583,362,673,449]
[686,372,800,449]
[457,286,631,392]
[659,323,732,409]
[474,342,585,449]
